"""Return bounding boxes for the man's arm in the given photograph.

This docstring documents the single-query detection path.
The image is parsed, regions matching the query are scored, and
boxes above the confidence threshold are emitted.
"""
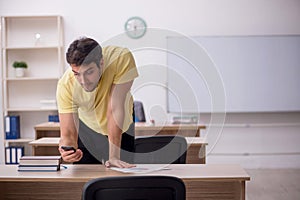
[106,80,135,168]
[58,113,83,163]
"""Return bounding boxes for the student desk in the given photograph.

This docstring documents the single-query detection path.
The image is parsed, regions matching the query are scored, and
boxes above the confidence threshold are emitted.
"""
[0,164,250,200]
[34,122,206,139]
[135,122,206,137]
[29,137,60,156]
[34,122,60,139]
[29,137,208,164]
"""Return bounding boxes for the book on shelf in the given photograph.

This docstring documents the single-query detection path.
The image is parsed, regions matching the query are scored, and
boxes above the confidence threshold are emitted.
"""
[18,156,62,171]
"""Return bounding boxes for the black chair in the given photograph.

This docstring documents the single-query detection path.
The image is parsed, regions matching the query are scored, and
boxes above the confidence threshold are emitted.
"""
[82,176,186,200]
[134,101,146,122]
[134,135,187,164]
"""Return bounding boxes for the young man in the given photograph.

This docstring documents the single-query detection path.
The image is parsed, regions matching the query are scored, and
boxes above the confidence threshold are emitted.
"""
[56,37,138,168]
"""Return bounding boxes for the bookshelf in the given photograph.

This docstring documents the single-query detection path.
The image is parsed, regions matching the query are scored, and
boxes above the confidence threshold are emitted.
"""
[1,16,64,157]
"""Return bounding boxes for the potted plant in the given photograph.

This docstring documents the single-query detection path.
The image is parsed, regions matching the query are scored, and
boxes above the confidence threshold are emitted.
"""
[13,61,28,77]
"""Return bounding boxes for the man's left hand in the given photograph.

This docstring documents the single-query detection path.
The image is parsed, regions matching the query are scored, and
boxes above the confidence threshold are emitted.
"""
[105,159,136,168]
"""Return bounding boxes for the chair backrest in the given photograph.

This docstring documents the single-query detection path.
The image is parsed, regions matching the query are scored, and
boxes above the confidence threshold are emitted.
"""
[134,101,146,122]
[134,135,187,164]
[82,176,186,200]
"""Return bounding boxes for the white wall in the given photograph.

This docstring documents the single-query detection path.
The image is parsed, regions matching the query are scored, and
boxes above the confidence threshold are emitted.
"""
[1,0,300,168]
[201,112,300,169]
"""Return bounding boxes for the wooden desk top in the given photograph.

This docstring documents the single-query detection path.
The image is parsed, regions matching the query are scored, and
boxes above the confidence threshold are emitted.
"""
[29,137,60,146]
[34,122,60,131]
[0,164,250,182]
[29,137,208,146]
[185,137,208,145]
[135,122,206,131]
[34,122,206,131]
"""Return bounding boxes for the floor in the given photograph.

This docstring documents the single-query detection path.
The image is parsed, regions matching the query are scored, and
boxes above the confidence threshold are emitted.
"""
[245,168,300,200]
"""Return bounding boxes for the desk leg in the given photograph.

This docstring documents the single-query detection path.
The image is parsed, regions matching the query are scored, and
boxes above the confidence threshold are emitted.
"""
[241,181,246,200]
[186,144,206,164]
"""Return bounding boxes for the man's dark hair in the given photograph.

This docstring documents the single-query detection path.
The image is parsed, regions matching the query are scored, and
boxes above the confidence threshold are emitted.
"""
[66,37,102,67]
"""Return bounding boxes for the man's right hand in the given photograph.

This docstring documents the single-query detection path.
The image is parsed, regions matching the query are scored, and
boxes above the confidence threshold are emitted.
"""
[58,146,83,163]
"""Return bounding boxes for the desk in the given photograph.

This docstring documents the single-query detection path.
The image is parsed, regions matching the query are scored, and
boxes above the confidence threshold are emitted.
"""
[185,137,207,164]
[34,122,60,139]
[29,137,60,156]
[0,164,250,200]
[34,122,206,139]
[135,122,206,137]
[29,137,208,164]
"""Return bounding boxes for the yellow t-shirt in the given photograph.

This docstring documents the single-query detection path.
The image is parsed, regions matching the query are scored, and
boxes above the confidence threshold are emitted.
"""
[56,46,139,135]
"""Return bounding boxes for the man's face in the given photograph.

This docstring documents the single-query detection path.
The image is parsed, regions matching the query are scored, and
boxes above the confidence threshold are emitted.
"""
[71,61,102,92]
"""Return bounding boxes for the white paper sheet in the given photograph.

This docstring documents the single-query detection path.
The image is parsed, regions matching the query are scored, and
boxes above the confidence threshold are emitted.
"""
[110,164,171,174]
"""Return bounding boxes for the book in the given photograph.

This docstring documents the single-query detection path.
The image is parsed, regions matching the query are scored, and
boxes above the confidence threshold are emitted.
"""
[18,165,60,172]
[18,156,61,172]
[19,156,61,166]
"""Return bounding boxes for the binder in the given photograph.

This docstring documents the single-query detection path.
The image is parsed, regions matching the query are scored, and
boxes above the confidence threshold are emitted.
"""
[5,115,20,139]
[17,147,24,163]
[48,115,59,122]
[5,146,24,164]
[5,147,11,164]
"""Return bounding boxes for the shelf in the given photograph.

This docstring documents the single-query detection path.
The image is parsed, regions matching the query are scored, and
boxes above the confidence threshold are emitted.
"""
[5,48,61,78]
[5,138,34,143]
[5,77,59,81]
[1,15,64,159]
[6,108,58,112]
[5,46,61,50]
[2,15,61,19]
[4,138,35,147]
[3,16,63,48]
[6,81,58,109]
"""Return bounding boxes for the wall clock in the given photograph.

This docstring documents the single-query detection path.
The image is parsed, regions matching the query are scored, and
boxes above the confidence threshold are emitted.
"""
[124,16,147,39]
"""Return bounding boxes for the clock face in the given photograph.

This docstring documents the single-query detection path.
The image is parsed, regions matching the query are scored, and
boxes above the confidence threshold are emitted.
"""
[125,17,147,39]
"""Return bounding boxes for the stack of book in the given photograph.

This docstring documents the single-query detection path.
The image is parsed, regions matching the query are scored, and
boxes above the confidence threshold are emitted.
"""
[18,156,62,172]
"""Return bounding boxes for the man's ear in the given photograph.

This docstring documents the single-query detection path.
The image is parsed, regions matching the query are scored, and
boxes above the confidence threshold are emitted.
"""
[98,58,104,73]
[100,58,104,67]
